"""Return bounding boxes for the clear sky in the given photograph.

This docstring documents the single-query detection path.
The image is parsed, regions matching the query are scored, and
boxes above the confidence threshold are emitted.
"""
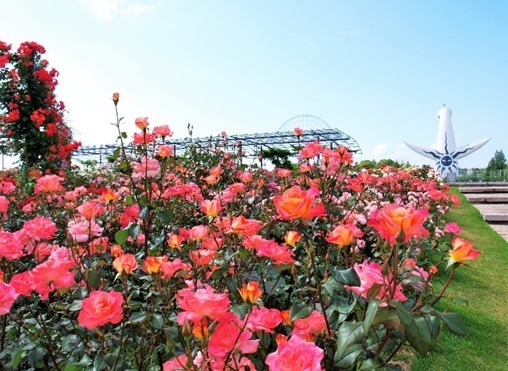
[2,0,507,168]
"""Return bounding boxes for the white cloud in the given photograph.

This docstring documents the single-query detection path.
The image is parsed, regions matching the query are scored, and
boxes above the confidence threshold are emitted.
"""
[81,0,158,21]
[372,143,389,157]
[124,4,156,16]
[81,0,120,21]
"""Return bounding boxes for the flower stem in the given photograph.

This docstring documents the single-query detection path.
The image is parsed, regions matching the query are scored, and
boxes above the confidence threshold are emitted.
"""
[431,266,456,306]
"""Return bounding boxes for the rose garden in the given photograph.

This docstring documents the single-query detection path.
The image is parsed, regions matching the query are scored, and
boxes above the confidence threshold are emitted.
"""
[0,41,484,370]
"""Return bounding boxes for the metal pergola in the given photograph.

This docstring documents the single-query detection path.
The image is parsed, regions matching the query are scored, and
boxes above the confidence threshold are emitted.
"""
[71,127,361,165]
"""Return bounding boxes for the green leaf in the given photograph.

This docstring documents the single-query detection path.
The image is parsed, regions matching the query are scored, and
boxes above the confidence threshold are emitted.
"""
[290,303,313,321]
[427,314,441,343]
[372,308,400,329]
[231,303,250,319]
[88,269,101,290]
[68,299,82,312]
[395,301,432,355]
[94,353,106,371]
[28,348,44,368]
[125,194,134,206]
[64,365,81,371]
[406,316,432,355]
[436,312,467,336]
[130,312,147,323]
[156,210,172,223]
[139,205,151,220]
[76,354,93,367]
[115,229,130,246]
[360,357,383,370]
[334,343,363,368]
[335,321,365,359]
[331,267,361,286]
[420,305,467,336]
[363,300,380,333]
[128,223,141,239]
[151,314,164,330]
[12,349,25,368]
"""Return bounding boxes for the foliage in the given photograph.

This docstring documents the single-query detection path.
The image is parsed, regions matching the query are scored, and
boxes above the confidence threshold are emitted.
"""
[0,96,482,370]
[260,147,294,170]
[356,158,412,170]
[487,150,507,171]
[0,40,81,172]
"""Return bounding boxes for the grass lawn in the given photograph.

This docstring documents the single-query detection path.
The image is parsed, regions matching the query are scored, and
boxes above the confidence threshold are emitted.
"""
[410,188,508,370]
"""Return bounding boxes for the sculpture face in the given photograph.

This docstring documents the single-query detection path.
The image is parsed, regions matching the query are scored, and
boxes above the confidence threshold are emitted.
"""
[436,154,457,175]
[404,106,490,181]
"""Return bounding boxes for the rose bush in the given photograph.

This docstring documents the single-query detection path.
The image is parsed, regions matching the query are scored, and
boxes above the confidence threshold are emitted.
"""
[0,94,480,370]
[0,41,81,172]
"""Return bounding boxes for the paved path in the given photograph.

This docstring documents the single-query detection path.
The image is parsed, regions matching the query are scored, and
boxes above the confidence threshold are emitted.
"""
[453,182,508,241]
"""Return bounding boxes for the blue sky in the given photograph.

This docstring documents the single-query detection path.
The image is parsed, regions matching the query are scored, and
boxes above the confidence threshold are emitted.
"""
[2,0,506,168]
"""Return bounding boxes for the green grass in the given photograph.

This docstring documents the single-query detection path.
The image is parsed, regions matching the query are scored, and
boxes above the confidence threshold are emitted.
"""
[410,188,508,371]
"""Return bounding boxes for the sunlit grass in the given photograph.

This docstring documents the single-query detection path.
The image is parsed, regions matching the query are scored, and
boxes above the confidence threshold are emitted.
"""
[411,188,508,370]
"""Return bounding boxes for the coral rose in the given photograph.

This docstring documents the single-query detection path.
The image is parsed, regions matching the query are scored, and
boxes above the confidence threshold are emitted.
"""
[78,290,124,329]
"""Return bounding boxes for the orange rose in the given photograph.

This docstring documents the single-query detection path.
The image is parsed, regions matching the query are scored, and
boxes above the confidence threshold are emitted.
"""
[113,253,138,275]
[274,186,325,220]
[284,231,301,246]
[239,281,263,304]
[368,204,429,245]
[448,237,480,267]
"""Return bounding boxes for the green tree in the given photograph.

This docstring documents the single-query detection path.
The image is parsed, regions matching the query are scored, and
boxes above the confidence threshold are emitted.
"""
[487,150,507,170]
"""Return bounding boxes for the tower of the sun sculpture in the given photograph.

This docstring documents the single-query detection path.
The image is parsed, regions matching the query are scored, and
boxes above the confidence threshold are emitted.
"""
[404,106,490,181]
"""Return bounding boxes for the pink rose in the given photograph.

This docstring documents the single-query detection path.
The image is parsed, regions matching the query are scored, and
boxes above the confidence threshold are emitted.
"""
[78,290,124,329]
[266,335,324,371]
[0,282,19,315]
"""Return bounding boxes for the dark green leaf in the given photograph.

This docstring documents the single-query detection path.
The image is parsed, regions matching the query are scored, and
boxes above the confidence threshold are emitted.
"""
[151,314,164,330]
[139,205,150,220]
[115,229,130,246]
[331,267,361,286]
[68,299,82,312]
[128,223,141,239]
[88,269,101,290]
[94,353,106,371]
[130,312,147,323]
[363,300,380,333]
[334,343,363,368]
[372,308,400,329]
[360,357,383,370]
[427,315,441,343]
[28,348,44,368]
[290,303,313,321]
[12,349,25,368]
[231,303,249,319]
[395,302,432,355]
[437,312,467,336]
[64,365,80,371]
[156,210,172,223]
[336,322,365,359]
[406,316,432,355]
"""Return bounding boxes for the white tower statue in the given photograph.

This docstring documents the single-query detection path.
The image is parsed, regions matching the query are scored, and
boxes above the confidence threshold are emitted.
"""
[404,105,491,181]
